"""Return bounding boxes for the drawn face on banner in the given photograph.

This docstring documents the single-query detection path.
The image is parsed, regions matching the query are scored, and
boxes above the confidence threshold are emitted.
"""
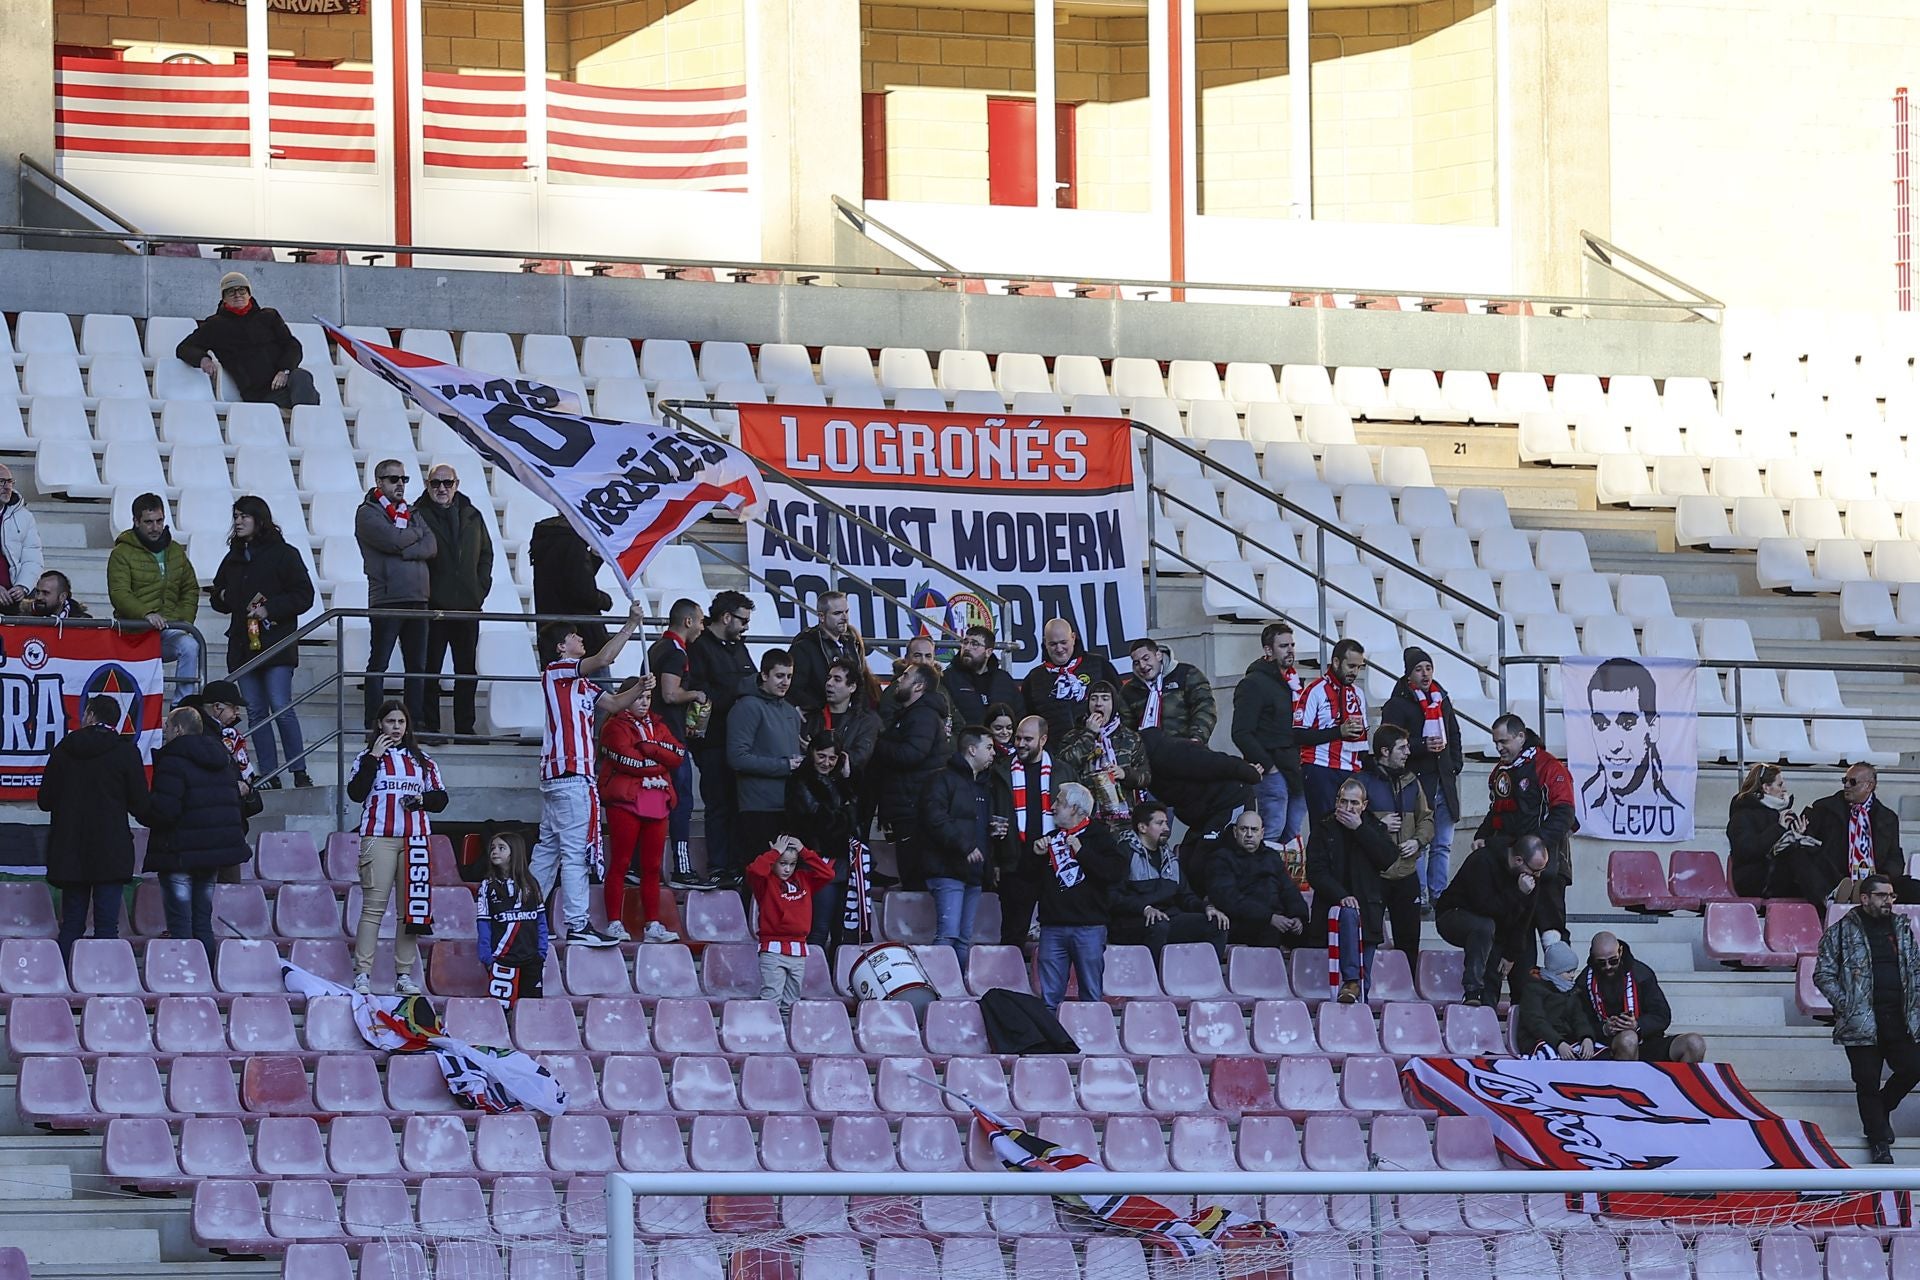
[1572,656,1691,841]
[1590,682,1656,793]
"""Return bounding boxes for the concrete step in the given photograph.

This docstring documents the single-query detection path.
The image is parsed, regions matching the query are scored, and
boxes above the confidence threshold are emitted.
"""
[2,1205,170,1265]
[0,1164,75,1200]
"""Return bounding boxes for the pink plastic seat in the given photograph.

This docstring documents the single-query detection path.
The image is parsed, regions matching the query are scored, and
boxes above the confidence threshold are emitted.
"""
[1367,949,1417,1002]
[1317,1001,1382,1056]
[1169,1113,1235,1170]
[143,938,215,994]
[387,1053,460,1113]
[269,1179,345,1240]
[1443,1003,1505,1056]
[965,945,1032,996]
[539,1054,599,1111]
[855,1002,924,1055]
[361,1244,430,1280]
[1079,1057,1146,1113]
[1159,941,1228,998]
[212,884,272,939]
[492,1175,562,1236]
[416,1176,488,1234]
[1304,1113,1367,1172]
[96,1053,169,1118]
[168,1055,243,1115]
[1669,848,1749,911]
[256,831,323,881]
[788,1000,855,1055]
[313,1055,385,1115]
[1798,955,1834,1019]
[1010,1057,1078,1113]
[653,998,721,1054]
[1416,950,1463,1002]
[402,1114,478,1175]
[600,1055,670,1113]
[342,1179,408,1237]
[1227,945,1290,998]
[104,1116,182,1184]
[876,1057,943,1114]
[1706,901,1781,967]
[682,890,751,943]
[1435,1115,1498,1169]
[910,945,968,998]
[1608,848,1680,911]
[719,999,789,1054]
[70,938,141,994]
[1622,1231,1689,1280]
[689,1114,760,1171]
[191,1179,271,1254]
[1291,948,1337,1001]
[808,1057,878,1113]
[828,1115,897,1173]
[1185,999,1252,1055]
[1694,1232,1760,1278]
[1144,1056,1206,1113]
[6,995,79,1056]
[1340,1054,1407,1112]
[443,995,512,1046]
[323,833,360,881]
[291,940,356,990]
[990,1193,1060,1236]
[1380,1002,1444,1058]
[1237,1114,1302,1171]
[229,995,300,1054]
[943,1056,1012,1113]
[924,1000,990,1055]
[477,1112,551,1173]
[256,1115,328,1176]
[669,1056,739,1111]
[564,944,633,996]
[1209,1057,1274,1114]
[761,1114,828,1172]
[215,939,284,993]
[271,885,343,939]
[897,1115,965,1171]
[882,892,936,944]
[1763,900,1823,958]
[1276,1056,1341,1113]
[1425,1237,1489,1275]
[82,994,154,1053]
[0,938,70,993]
[18,1056,100,1126]
[548,1114,619,1175]
[582,996,652,1053]
[179,1116,254,1177]
[633,943,701,998]
[1252,998,1317,1054]
[1759,1232,1822,1280]
[0,882,58,937]
[300,996,368,1054]
[514,997,584,1052]
[156,996,225,1054]
[1057,1000,1121,1054]
[242,1053,314,1114]
[740,1056,807,1112]
[1103,943,1163,998]
[619,1115,689,1172]
[1821,1234,1889,1280]
[1103,1114,1170,1172]
[327,1115,401,1177]
[1120,1000,1185,1055]
[700,942,762,998]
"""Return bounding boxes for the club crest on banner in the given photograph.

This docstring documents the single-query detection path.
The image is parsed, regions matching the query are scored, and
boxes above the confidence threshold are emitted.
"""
[83,664,149,736]
[1559,654,1698,841]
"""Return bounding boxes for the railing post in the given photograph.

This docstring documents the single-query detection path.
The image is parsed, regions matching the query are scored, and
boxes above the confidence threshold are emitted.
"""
[1145,439,1160,630]
[1315,526,1329,665]
[1535,663,1546,745]
[1732,666,1746,775]
[1495,618,1508,716]
[334,613,346,835]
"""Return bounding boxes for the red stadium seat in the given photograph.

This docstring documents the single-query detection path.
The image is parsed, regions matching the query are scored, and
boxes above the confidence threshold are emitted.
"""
[1762,900,1822,958]
[1705,901,1784,968]
[1608,849,1681,911]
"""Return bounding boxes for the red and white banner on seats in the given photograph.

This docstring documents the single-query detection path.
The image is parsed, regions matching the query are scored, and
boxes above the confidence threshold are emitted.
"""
[0,623,163,801]
[55,56,746,189]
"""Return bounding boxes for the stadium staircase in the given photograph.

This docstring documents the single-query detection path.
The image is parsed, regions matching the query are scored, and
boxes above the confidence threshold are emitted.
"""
[1,298,1919,1278]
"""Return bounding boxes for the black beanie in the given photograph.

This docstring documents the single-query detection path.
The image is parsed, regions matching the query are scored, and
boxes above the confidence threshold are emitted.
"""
[1402,647,1433,677]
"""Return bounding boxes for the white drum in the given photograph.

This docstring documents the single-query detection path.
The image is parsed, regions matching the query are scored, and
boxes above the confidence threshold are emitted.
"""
[849,941,936,1010]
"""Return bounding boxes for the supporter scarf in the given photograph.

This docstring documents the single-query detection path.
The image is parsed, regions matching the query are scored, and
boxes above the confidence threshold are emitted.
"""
[1412,682,1448,747]
[1325,904,1342,994]
[1283,664,1302,703]
[1141,676,1164,729]
[842,838,872,942]
[1088,720,1131,821]
[1045,655,1088,703]
[1046,819,1090,888]
[403,832,434,935]
[372,489,412,528]
[1584,965,1638,1023]
[220,725,252,779]
[1850,801,1877,880]
[1011,756,1053,838]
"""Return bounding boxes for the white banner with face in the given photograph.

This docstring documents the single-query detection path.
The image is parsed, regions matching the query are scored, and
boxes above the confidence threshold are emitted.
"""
[1559,655,1697,841]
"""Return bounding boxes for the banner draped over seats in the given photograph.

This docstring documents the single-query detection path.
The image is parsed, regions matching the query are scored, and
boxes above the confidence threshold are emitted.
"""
[0,624,163,800]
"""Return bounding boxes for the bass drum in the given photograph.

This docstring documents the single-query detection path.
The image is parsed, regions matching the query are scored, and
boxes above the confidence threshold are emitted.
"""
[848,941,937,1012]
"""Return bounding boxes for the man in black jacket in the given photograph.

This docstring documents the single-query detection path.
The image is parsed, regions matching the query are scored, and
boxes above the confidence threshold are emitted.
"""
[1121,638,1257,829]
[1034,781,1128,1009]
[145,707,252,964]
[788,591,865,715]
[1794,764,1912,906]
[1232,622,1307,844]
[1435,833,1549,1008]
[1109,801,1229,956]
[945,625,1023,728]
[1380,646,1464,910]
[1307,774,1404,1003]
[40,696,151,957]
[995,714,1080,949]
[174,272,319,409]
[1202,809,1310,948]
[872,662,952,890]
[415,463,494,738]
[1573,932,1707,1063]
[529,516,611,652]
[1022,618,1120,744]
[687,591,760,884]
[918,728,1011,965]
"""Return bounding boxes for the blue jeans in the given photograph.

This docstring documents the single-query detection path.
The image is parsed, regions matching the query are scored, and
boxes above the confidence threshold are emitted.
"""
[162,627,201,698]
[1038,923,1107,1009]
[160,870,216,966]
[1421,786,1455,903]
[365,609,429,728]
[926,877,980,967]
[1302,765,1354,829]
[236,664,307,778]
[533,774,594,932]
[1254,770,1307,843]
[56,882,124,957]
[1332,905,1374,991]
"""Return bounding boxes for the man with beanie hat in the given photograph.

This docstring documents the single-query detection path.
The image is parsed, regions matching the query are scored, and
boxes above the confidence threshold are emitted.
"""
[1382,645,1463,912]
[175,273,320,409]
[1518,935,1599,1059]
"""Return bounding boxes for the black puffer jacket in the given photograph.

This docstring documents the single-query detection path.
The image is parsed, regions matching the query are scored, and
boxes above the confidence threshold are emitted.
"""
[1230,657,1300,783]
[871,694,952,832]
[414,490,495,612]
[38,724,150,885]
[1727,792,1790,898]
[944,658,1022,730]
[1204,837,1311,930]
[919,754,1013,886]
[209,538,315,671]
[1305,812,1403,944]
[175,302,304,402]
[143,733,251,874]
[784,769,857,868]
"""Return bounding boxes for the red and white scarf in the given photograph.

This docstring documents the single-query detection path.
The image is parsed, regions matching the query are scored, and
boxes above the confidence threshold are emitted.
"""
[1584,964,1638,1023]
[1849,801,1877,880]
[220,725,252,780]
[1045,655,1088,704]
[1011,755,1053,838]
[1045,819,1090,887]
[372,489,412,527]
[1412,682,1447,748]
[1326,904,1343,993]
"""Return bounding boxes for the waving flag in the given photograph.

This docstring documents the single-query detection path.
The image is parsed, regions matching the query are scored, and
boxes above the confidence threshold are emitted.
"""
[324,321,762,596]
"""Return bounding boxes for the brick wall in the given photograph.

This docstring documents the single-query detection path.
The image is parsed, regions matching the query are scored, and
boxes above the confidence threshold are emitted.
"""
[563,0,744,89]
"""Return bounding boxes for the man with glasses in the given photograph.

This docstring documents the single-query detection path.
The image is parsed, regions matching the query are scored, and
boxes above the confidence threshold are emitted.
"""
[1815,873,1920,1163]
[1572,930,1705,1065]
[356,459,437,728]
[1435,832,1549,1008]
[788,590,865,715]
[0,464,44,616]
[414,464,493,739]
[687,590,760,885]
[1798,765,1912,908]
[174,271,319,409]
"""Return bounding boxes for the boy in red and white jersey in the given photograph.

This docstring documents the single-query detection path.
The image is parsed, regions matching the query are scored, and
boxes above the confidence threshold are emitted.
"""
[745,834,835,1009]
[1295,637,1370,829]
[531,600,649,948]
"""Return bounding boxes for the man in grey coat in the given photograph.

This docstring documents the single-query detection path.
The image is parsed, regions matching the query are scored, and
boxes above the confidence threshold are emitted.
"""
[727,647,806,869]
[1815,872,1920,1163]
[356,458,437,728]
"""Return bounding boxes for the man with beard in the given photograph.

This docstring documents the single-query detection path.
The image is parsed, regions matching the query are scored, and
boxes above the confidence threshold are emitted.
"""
[1022,618,1119,744]
[1119,637,1258,829]
[30,571,89,619]
[1816,873,1920,1163]
[996,715,1080,948]
[1574,931,1706,1064]
[945,624,1023,727]
[107,492,201,697]
[1232,621,1307,843]
[1473,714,1577,940]
[1109,801,1228,956]
[789,591,865,715]
[1579,658,1684,839]
[1294,637,1370,826]
[687,591,760,884]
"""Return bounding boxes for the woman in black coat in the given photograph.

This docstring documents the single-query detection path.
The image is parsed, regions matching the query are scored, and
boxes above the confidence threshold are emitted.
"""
[39,697,151,957]
[784,731,861,950]
[145,707,253,963]
[1306,775,1404,1003]
[1727,763,1808,898]
[210,495,315,786]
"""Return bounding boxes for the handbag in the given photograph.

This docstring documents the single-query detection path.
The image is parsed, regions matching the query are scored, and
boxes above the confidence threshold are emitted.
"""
[630,785,671,820]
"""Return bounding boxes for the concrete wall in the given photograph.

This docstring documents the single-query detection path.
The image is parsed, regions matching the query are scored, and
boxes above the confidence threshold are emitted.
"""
[1504,0,1610,298]
[1606,0,1918,310]
[2,0,55,239]
[0,245,1720,380]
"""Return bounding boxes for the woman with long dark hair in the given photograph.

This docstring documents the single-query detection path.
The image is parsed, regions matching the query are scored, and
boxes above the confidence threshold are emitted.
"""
[1728,762,1810,898]
[346,699,448,994]
[209,495,315,786]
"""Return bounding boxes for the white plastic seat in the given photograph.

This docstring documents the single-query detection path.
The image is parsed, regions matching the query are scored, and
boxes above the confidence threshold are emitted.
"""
[1438,568,1497,621]
[1475,528,1534,576]
[1708,456,1765,499]
[1641,616,1699,661]
[1111,357,1167,403]
[1870,539,1920,585]
[772,382,826,407]
[1557,571,1614,615]
[169,445,233,495]
[1262,443,1320,491]
[1812,539,1871,588]
[1376,446,1432,493]
[1498,571,1558,618]
[1187,402,1243,441]
[1416,528,1477,575]
[1319,444,1374,491]
[877,348,936,393]
[1787,499,1846,544]
[1578,615,1639,657]
[1533,531,1592,578]
[1385,368,1446,420]
[1821,459,1877,503]
[1158,476,1221,529]
[1238,520,1296,569]
[1203,559,1268,619]
[520,334,581,383]
[1516,412,1570,463]
[36,437,103,496]
[1566,410,1629,461]
[994,353,1052,399]
[1168,359,1224,403]
[28,396,89,441]
[1357,523,1418,577]
[288,406,349,455]
[1072,393,1122,418]
[1279,482,1340,536]
[1224,362,1281,405]
[1176,520,1241,569]
[1130,398,1184,438]
[1332,366,1387,416]
[1439,370,1497,421]
[143,316,196,363]
[102,439,168,495]
[1607,374,1662,424]
[1628,417,1684,458]
[1521,613,1580,659]
[935,349,996,395]
[1714,498,1789,551]
[1615,574,1675,620]
[398,329,457,364]
[1646,456,1708,506]
[14,312,78,357]
[641,339,701,387]
[1278,364,1333,406]
[1054,355,1110,401]
[757,343,815,388]
[343,364,404,412]
[1683,415,1738,457]
[1754,538,1826,592]
[23,354,84,399]
[88,355,151,401]
[81,313,141,357]
[1245,403,1299,447]
[1766,458,1820,501]
[1551,372,1606,418]
[457,331,520,377]
[891,389,947,413]
[301,446,363,497]
[1493,371,1550,418]
[1339,485,1396,530]
[1010,390,1065,416]
[696,340,757,389]
[1594,456,1651,506]
[593,378,653,423]
[1454,487,1511,532]
[1299,405,1357,446]
[352,408,419,466]
[94,398,158,443]
[225,402,287,449]
[1840,582,1899,636]
[579,336,639,382]
[1200,438,1258,480]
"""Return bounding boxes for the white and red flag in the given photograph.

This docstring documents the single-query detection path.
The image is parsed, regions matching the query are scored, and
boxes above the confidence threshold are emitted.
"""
[323,322,762,596]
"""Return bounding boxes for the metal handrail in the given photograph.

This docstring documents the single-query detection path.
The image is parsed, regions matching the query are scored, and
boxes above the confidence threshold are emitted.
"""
[17,154,145,237]
[830,195,958,273]
[1580,229,1724,310]
[0,222,1723,315]
[0,615,208,689]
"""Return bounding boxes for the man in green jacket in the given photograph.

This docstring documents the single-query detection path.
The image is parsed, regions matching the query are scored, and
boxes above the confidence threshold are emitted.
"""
[106,492,201,697]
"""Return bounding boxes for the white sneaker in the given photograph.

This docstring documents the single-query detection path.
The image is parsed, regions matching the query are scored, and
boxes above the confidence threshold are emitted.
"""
[395,973,421,996]
[352,974,371,996]
[600,920,631,944]
[642,921,681,944]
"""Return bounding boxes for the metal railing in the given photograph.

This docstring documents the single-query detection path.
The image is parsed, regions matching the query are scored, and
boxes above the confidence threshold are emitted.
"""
[1580,229,1723,322]
[830,195,958,274]
[17,153,146,239]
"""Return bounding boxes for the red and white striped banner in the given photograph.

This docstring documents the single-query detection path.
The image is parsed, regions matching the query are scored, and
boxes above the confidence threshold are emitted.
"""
[423,71,526,174]
[269,62,374,167]
[54,56,250,163]
[546,79,748,191]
